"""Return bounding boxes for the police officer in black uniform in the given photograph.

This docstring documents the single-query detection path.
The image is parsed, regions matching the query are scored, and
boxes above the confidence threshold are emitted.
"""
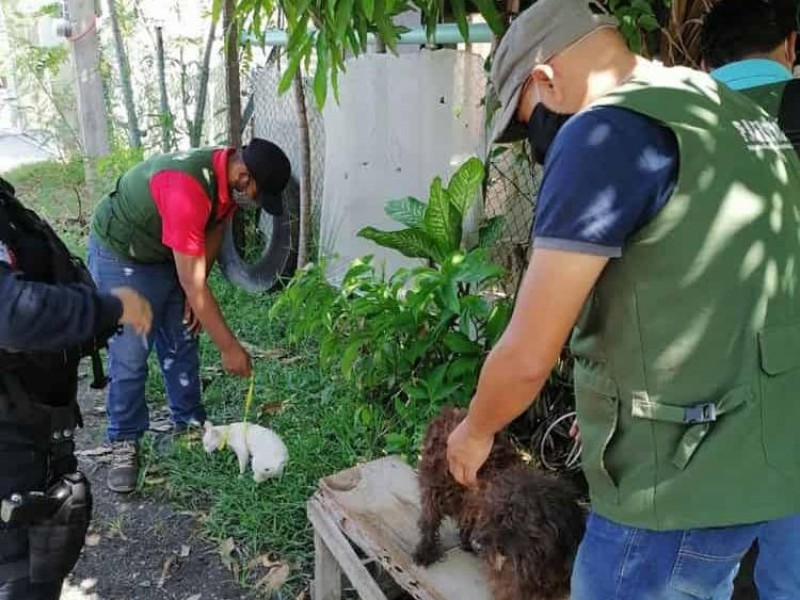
[0,177,152,599]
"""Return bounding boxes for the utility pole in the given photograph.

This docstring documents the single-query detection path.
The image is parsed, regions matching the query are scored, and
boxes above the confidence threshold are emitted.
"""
[64,0,110,199]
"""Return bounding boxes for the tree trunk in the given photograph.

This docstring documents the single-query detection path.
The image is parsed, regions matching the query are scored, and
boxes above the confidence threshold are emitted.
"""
[190,17,216,147]
[223,0,242,148]
[155,26,173,152]
[293,70,313,267]
[107,0,141,148]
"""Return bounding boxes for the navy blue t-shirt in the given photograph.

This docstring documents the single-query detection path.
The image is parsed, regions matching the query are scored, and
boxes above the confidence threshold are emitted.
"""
[533,106,679,257]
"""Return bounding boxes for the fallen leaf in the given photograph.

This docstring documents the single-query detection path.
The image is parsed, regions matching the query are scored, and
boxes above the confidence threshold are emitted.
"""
[157,556,176,588]
[246,553,280,571]
[255,562,291,592]
[258,401,284,417]
[184,595,202,600]
[295,589,308,600]
[144,476,167,487]
[179,544,191,558]
[241,342,287,360]
[84,533,101,547]
[218,537,237,573]
[280,356,303,365]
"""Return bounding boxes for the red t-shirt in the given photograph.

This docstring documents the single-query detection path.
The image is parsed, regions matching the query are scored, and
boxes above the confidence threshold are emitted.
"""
[149,148,237,257]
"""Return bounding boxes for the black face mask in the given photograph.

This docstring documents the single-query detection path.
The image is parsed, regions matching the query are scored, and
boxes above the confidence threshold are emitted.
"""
[527,103,574,165]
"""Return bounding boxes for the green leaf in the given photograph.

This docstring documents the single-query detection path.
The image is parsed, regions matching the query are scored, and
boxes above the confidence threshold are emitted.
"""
[447,356,480,383]
[450,0,469,42]
[359,0,375,19]
[638,13,660,31]
[424,177,462,254]
[358,226,442,261]
[341,340,362,376]
[485,301,512,346]
[454,249,503,284]
[447,157,485,216]
[443,331,481,355]
[212,0,224,24]
[313,36,329,108]
[335,0,356,40]
[278,34,313,95]
[438,279,460,313]
[478,215,505,248]
[470,0,504,36]
[385,197,427,229]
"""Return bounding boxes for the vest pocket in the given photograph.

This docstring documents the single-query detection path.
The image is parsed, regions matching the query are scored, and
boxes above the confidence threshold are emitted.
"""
[574,363,620,504]
[758,323,800,473]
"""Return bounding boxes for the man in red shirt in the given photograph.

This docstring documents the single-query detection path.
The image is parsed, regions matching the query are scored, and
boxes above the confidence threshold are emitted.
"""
[88,139,291,493]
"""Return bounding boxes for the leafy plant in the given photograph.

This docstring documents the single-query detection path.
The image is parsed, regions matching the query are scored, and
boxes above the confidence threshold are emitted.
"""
[359,157,504,264]
[270,158,512,458]
[230,0,505,109]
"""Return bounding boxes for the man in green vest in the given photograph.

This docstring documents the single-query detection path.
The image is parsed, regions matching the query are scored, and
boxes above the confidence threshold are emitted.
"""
[700,0,799,152]
[88,139,291,493]
[698,2,799,595]
[445,1,800,598]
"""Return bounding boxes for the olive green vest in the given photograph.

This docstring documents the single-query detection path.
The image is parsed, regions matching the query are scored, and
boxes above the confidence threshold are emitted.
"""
[91,148,223,263]
[572,66,800,530]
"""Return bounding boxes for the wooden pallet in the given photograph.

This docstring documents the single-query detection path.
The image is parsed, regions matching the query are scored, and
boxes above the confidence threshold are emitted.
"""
[307,456,492,600]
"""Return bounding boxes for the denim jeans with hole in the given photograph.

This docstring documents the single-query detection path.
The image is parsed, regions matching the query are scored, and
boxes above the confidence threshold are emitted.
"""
[87,235,204,442]
[572,511,800,600]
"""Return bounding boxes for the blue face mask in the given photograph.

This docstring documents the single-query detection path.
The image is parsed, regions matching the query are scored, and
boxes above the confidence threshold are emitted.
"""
[527,103,574,165]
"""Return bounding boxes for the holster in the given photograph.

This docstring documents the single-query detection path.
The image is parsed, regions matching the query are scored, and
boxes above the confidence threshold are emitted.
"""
[26,473,92,583]
[0,372,91,583]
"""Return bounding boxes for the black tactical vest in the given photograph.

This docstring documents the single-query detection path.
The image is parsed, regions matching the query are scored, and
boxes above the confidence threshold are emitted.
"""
[0,178,111,408]
[779,79,800,155]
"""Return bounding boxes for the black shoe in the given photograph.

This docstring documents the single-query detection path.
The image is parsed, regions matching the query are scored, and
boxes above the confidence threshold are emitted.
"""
[108,440,139,493]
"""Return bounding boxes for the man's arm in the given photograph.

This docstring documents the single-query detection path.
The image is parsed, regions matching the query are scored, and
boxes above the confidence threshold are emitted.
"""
[447,248,608,486]
[0,266,151,352]
[204,222,226,275]
[173,250,251,377]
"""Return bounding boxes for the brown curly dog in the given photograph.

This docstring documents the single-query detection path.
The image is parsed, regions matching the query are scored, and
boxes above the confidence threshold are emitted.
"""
[413,407,586,600]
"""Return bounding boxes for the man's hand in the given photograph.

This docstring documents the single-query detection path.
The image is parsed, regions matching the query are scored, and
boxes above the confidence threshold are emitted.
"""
[111,287,153,335]
[447,417,494,488]
[221,340,252,377]
[183,299,202,336]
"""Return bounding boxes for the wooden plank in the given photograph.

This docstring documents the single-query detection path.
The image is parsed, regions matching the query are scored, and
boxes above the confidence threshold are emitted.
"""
[317,456,493,600]
[308,496,389,600]
[313,531,342,600]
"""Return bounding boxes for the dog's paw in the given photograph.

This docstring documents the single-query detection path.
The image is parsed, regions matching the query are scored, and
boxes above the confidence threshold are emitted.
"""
[412,543,443,567]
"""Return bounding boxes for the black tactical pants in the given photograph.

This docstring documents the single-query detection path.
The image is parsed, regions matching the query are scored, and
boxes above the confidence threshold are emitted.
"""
[0,399,86,600]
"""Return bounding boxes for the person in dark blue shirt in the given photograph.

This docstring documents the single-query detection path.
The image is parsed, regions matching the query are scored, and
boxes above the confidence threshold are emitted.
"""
[533,106,678,257]
[0,176,151,600]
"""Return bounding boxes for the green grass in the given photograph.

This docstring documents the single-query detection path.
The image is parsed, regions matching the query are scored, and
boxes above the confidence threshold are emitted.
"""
[160,277,391,591]
[4,159,392,595]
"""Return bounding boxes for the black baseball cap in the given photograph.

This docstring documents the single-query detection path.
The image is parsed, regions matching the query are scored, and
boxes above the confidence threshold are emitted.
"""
[242,138,291,216]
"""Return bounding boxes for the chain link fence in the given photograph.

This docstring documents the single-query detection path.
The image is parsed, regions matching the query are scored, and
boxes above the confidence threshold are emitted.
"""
[247,49,536,291]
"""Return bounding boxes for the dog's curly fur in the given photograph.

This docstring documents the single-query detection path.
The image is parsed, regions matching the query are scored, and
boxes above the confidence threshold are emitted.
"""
[474,466,586,600]
[413,407,586,600]
[413,407,521,566]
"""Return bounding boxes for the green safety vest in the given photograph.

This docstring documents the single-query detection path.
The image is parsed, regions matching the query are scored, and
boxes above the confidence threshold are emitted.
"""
[91,148,225,263]
[572,65,800,530]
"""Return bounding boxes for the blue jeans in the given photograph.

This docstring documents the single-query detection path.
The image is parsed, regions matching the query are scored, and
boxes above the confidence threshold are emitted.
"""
[87,235,204,441]
[572,511,800,600]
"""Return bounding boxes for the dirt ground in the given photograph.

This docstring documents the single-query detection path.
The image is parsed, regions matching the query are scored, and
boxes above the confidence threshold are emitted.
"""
[63,371,262,600]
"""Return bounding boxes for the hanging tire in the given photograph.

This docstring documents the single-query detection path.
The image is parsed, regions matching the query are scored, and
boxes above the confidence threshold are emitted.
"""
[218,177,300,293]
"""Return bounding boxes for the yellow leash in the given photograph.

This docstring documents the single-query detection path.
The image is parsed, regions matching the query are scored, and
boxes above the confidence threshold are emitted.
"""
[218,373,255,452]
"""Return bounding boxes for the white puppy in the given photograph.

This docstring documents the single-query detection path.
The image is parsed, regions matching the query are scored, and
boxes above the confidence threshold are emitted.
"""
[203,421,288,483]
